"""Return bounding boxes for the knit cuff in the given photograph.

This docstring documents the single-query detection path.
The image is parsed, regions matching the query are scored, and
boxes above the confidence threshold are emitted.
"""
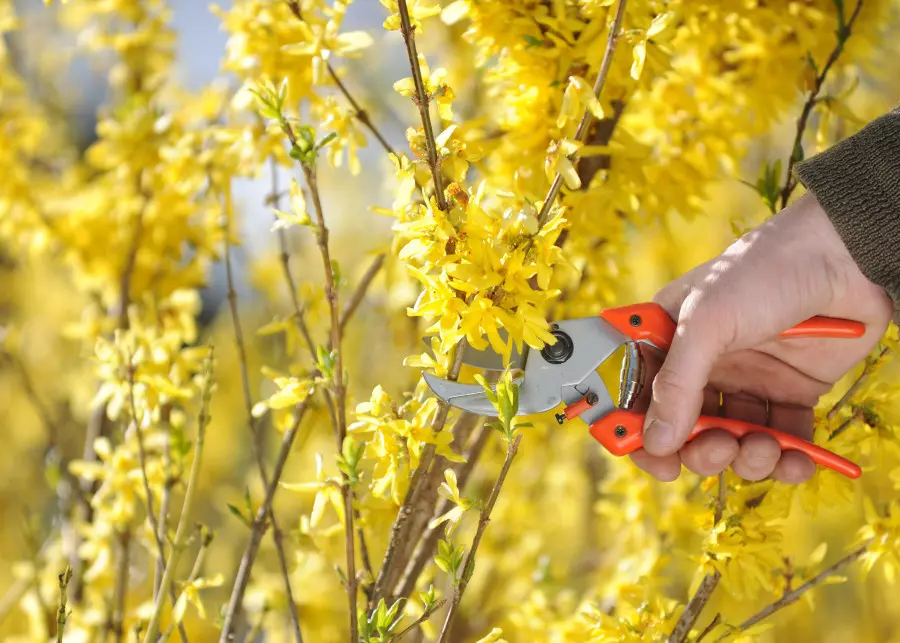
[795,109,900,320]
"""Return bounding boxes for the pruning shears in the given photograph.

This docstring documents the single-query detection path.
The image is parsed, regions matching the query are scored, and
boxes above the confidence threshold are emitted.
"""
[423,302,866,479]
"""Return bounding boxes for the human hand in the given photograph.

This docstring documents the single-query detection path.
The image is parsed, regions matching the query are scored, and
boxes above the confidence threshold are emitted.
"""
[631,192,893,483]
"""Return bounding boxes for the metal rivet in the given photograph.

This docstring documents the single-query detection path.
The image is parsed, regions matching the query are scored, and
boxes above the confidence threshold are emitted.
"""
[629,314,642,327]
[586,392,599,405]
[541,329,574,364]
[614,425,627,438]
[554,413,566,425]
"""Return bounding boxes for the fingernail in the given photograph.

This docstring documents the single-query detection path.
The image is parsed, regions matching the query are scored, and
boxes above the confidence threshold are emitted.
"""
[643,419,677,455]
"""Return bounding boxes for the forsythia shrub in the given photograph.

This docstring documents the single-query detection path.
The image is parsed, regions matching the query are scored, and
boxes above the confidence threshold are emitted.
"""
[0,0,899,641]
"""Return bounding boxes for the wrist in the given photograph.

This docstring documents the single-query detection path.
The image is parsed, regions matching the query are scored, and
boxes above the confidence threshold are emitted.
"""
[795,192,893,317]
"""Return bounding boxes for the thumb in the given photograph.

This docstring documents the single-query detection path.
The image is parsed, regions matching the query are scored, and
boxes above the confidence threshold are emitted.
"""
[642,301,725,456]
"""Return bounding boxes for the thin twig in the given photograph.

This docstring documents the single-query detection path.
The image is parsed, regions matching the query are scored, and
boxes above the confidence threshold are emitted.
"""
[2,351,60,445]
[827,346,889,420]
[394,418,488,600]
[394,599,447,641]
[370,356,465,603]
[156,405,174,600]
[219,148,379,636]
[268,155,376,606]
[397,0,448,212]
[285,0,397,157]
[219,400,312,642]
[536,0,628,226]
[0,577,30,627]
[56,567,72,643]
[829,408,863,441]
[303,162,359,642]
[667,472,727,643]
[435,434,523,643]
[143,347,214,643]
[221,205,304,642]
[779,0,865,209]
[371,0,496,602]
[160,529,214,642]
[715,471,726,524]
[117,205,145,329]
[127,366,189,643]
[717,540,873,641]
[113,530,131,643]
[695,614,722,643]
[336,254,386,341]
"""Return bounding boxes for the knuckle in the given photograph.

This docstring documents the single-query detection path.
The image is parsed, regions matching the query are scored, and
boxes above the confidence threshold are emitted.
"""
[678,289,738,350]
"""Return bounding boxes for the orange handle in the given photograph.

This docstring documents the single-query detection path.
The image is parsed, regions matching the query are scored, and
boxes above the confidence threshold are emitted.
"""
[589,410,861,479]
[598,303,865,351]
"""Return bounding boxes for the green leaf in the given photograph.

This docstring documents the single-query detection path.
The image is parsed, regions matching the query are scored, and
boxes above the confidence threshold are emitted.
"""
[419,584,437,610]
[806,51,820,77]
[334,564,348,588]
[522,34,544,48]
[331,259,343,288]
[317,131,338,150]
[227,503,251,527]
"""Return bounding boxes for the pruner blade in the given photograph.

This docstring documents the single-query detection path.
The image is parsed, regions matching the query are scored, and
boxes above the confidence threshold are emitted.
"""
[422,372,512,416]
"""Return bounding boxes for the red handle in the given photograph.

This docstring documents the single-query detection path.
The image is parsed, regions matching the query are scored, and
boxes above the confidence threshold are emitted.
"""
[598,303,865,351]
[589,410,861,479]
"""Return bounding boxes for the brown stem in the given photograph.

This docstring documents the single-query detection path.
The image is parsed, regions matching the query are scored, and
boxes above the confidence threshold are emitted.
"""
[695,614,721,643]
[143,347,214,643]
[222,205,304,642]
[394,599,447,641]
[717,540,873,640]
[827,346,889,420]
[302,164,358,642]
[269,156,375,609]
[370,349,466,603]
[156,405,173,600]
[779,0,865,209]
[355,507,375,595]
[397,0,448,212]
[113,530,131,643]
[336,254,386,342]
[117,194,146,330]
[326,64,397,157]
[829,408,864,441]
[393,418,488,600]
[285,0,396,157]
[667,472,727,643]
[56,567,72,643]
[435,434,523,643]
[219,401,311,642]
[126,367,189,643]
[536,0,628,226]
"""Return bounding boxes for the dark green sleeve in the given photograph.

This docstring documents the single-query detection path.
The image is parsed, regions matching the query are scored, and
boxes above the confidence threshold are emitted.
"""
[795,108,900,317]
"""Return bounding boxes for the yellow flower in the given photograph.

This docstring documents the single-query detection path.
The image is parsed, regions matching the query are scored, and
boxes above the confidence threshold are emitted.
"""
[557,75,604,130]
[428,469,472,534]
[381,0,440,32]
[271,179,310,230]
[172,574,224,623]
[394,55,455,121]
[282,454,346,529]
[474,628,507,643]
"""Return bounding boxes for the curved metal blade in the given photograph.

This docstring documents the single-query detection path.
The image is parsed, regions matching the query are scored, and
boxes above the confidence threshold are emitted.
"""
[423,372,552,416]
[422,372,503,416]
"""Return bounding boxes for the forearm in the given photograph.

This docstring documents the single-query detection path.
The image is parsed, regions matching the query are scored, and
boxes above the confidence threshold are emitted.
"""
[796,108,900,319]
